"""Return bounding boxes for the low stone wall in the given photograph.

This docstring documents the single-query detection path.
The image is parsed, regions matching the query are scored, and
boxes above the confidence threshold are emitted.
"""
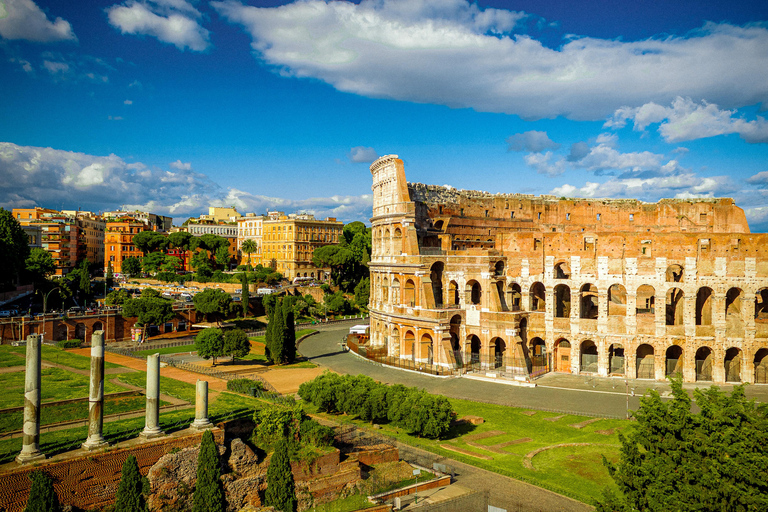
[371,475,452,503]
[0,429,224,512]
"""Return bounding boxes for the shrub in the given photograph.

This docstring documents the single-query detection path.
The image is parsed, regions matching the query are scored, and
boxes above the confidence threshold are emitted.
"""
[57,339,81,349]
[24,470,60,512]
[227,378,265,395]
[114,455,148,512]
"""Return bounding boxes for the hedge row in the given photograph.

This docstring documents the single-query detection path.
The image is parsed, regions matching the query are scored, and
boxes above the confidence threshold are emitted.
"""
[298,373,454,439]
[226,378,266,395]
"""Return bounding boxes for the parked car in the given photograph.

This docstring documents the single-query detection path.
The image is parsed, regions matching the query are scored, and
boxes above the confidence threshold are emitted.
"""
[67,306,84,315]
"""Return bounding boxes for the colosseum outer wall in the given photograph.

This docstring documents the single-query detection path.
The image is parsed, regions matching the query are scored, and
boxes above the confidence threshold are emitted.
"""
[368,155,768,385]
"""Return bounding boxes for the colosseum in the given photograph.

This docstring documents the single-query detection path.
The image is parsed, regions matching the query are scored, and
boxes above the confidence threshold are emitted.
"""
[367,154,768,385]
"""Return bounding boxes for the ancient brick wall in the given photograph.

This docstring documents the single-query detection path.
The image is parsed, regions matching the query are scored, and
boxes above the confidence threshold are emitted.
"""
[0,429,224,512]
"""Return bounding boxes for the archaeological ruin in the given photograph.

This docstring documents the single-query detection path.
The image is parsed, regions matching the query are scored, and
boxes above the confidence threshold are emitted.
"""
[368,155,768,384]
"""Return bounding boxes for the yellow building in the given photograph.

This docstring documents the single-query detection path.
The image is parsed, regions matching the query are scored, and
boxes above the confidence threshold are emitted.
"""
[237,214,264,267]
[200,206,242,223]
[261,211,343,281]
[62,210,106,267]
[104,218,149,274]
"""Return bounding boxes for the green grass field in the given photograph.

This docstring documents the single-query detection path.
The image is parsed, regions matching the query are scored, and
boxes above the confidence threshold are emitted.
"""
[306,397,625,504]
[0,344,123,371]
[115,371,198,403]
[0,367,127,409]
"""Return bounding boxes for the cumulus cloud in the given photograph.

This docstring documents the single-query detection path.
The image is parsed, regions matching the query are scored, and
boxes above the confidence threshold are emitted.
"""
[524,151,566,176]
[0,142,372,224]
[213,0,768,121]
[0,0,77,42]
[107,0,211,52]
[348,146,378,163]
[35,52,112,83]
[506,130,560,153]
[747,171,768,185]
[606,97,768,144]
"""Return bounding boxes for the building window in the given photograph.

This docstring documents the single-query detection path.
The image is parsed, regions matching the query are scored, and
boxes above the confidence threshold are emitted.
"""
[537,212,541,220]
[566,213,571,221]
[596,213,601,221]
[629,214,634,221]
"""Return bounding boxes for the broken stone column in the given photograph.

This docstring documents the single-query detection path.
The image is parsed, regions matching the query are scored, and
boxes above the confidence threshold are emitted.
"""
[140,353,164,439]
[16,334,45,464]
[82,330,108,450]
[190,380,214,431]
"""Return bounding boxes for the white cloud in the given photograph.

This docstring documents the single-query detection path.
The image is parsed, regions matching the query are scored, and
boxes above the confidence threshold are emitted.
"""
[107,0,211,52]
[0,142,372,224]
[572,143,664,173]
[506,130,560,153]
[213,0,768,121]
[606,97,768,144]
[0,0,76,42]
[124,99,133,105]
[34,52,112,83]
[747,171,768,185]
[524,151,566,176]
[348,146,378,163]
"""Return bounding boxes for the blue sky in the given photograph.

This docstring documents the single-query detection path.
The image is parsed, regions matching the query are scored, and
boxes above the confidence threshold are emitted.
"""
[1,0,768,229]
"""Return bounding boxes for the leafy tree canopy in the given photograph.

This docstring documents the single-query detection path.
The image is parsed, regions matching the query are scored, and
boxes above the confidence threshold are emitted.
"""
[26,248,55,281]
[597,377,768,512]
[132,230,168,253]
[122,295,174,327]
[223,328,251,363]
[114,455,148,512]
[106,288,131,306]
[168,231,194,250]
[195,328,224,366]
[24,470,61,512]
[0,208,30,286]
[193,288,232,325]
[193,233,229,253]
[141,251,168,274]
[122,256,142,278]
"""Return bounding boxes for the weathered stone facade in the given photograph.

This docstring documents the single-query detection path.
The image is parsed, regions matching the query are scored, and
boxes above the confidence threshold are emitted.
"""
[368,155,768,384]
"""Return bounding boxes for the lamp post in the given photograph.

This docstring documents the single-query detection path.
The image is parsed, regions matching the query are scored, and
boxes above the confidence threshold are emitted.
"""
[36,287,62,343]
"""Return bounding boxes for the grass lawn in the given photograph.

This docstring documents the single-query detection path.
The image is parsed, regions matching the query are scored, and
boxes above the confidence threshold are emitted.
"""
[134,344,197,357]
[308,494,374,512]
[0,390,260,464]
[306,398,625,504]
[1,344,123,371]
[0,349,24,367]
[116,371,198,403]
[0,367,126,409]
[0,394,165,433]
[244,330,318,367]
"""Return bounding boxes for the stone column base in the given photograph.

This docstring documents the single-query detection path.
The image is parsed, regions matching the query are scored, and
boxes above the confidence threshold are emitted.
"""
[190,419,214,431]
[139,427,165,440]
[16,450,45,465]
[81,437,109,451]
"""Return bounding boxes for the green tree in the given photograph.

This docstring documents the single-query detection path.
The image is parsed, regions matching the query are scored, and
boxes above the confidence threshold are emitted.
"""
[240,239,257,270]
[114,455,148,512]
[354,277,370,310]
[122,256,142,278]
[24,470,60,512]
[312,221,371,292]
[105,288,131,306]
[141,251,167,274]
[192,430,225,512]
[168,231,194,251]
[195,328,224,366]
[121,295,174,341]
[239,272,250,317]
[132,231,167,253]
[265,437,297,512]
[25,248,55,281]
[282,298,296,364]
[214,245,230,270]
[271,302,287,364]
[0,208,30,287]
[223,328,251,364]
[324,291,348,315]
[160,255,182,273]
[597,377,768,512]
[193,288,232,325]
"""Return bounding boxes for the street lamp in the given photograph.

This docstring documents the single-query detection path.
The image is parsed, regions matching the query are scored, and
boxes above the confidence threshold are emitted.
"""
[35,287,62,343]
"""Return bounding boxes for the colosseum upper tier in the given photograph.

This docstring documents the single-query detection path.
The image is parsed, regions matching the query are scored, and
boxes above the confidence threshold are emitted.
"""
[368,155,768,384]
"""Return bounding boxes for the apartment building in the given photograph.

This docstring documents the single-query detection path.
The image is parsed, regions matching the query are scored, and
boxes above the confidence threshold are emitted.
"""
[236,214,264,267]
[104,218,149,274]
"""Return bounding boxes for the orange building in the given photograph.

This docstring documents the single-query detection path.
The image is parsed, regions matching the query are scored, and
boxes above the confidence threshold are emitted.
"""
[104,218,149,274]
[13,208,80,276]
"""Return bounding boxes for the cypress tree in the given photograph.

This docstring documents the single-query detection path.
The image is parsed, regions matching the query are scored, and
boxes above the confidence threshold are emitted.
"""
[193,430,225,512]
[265,302,275,361]
[282,299,296,364]
[24,470,60,512]
[240,272,250,317]
[265,437,296,512]
[114,455,148,512]
[272,303,286,364]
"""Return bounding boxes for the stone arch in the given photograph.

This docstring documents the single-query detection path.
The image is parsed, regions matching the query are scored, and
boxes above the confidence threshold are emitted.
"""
[507,283,522,311]
[448,280,460,306]
[666,287,684,326]
[490,337,506,369]
[608,343,625,375]
[393,227,402,254]
[391,327,400,357]
[403,330,415,361]
[391,278,400,304]
[75,322,86,340]
[608,284,627,316]
[755,288,768,321]
[636,344,655,379]
[382,277,389,304]
[467,280,482,306]
[530,282,546,312]
[666,264,684,282]
[665,345,683,377]
[404,279,415,306]
[55,324,68,341]
[696,287,714,325]
[554,284,571,318]
[580,283,598,319]
[554,261,570,279]
[92,321,103,332]
[554,339,571,373]
[420,333,434,365]
[433,220,444,231]
[636,285,655,315]
[449,315,462,356]
[580,340,598,373]
[726,288,744,335]
[724,347,742,382]
[430,262,444,306]
[494,261,505,277]
[754,348,768,384]
[383,228,391,254]
[529,337,547,373]
[467,334,481,365]
[518,317,528,344]
[695,346,713,381]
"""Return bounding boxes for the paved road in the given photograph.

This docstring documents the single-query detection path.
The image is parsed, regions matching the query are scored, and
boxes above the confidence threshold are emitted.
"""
[299,327,768,418]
